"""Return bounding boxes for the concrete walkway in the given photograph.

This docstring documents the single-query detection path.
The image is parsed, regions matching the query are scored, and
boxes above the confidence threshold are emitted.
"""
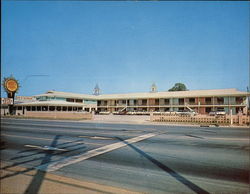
[92,115,151,124]
[0,162,141,194]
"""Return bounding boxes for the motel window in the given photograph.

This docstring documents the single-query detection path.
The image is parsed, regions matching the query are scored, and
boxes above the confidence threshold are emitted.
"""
[73,107,77,111]
[17,106,22,110]
[178,99,184,105]
[236,97,243,104]
[37,106,41,111]
[142,99,147,105]
[155,99,159,105]
[66,98,74,103]
[62,107,67,111]
[77,107,83,111]
[164,99,170,105]
[26,106,31,111]
[85,108,90,112]
[68,107,72,111]
[205,98,212,104]
[236,107,242,114]
[49,106,55,111]
[164,108,170,112]
[178,107,184,111]
[42,106,48,111]
[189,98,195,104]
[32,106,36,111]
[38,96,47,101]
[217,97,224,104]
[97,101,101,106]
[76,99,83,103]
[205,107,212,113]
[56,106,62,111]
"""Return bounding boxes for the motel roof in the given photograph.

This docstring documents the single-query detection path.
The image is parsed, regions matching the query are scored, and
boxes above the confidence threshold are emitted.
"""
[34,88,249,100]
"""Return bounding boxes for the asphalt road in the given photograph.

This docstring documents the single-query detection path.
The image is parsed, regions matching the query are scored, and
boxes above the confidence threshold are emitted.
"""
[1,118,249,193]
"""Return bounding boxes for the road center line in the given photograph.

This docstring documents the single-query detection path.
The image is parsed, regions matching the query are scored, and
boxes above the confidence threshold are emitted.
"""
[37,133,157,172]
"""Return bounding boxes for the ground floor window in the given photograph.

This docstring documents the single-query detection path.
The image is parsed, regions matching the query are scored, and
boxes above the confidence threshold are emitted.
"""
[236,107,242,114]
[49,106,55,111]
[205,107,211,113]
[178,107,184,111]
[42,106,48,111]
[37,106,41,111]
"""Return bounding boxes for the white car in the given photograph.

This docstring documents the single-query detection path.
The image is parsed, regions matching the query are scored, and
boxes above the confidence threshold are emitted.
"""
[209,111,226,116]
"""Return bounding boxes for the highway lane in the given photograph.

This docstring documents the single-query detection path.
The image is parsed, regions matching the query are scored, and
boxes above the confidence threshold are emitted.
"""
[1,118,249,193]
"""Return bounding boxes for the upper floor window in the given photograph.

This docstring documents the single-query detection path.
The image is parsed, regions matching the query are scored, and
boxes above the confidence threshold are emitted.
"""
[75,99,83,103]
[217,97,224,104]
[66,98,74,102]
[189,98,195,104]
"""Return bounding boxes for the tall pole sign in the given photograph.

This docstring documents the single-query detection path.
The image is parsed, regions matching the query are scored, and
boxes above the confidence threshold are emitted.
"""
[2,76,20,115]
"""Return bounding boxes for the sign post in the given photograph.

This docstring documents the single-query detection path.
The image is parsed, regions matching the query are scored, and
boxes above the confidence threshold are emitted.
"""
[2,76,20,115]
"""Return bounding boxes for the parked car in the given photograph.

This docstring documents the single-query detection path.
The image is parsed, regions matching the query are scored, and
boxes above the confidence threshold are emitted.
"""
[209,111,226,116]
[177,111,197,116]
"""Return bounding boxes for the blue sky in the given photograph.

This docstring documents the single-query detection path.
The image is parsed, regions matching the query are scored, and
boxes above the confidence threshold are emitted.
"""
[1,1,249,97]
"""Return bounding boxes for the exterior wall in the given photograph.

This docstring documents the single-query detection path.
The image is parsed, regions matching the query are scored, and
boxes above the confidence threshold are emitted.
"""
[25,111,92,119]
[1,106,9,115]
[199,97,205,105]
[199,107,206,114]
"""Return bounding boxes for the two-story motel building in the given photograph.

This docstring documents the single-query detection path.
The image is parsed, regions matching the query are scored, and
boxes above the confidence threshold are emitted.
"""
[13,88,249,116]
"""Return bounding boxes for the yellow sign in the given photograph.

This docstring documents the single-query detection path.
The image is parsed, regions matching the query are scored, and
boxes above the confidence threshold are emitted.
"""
[4,79,19,93]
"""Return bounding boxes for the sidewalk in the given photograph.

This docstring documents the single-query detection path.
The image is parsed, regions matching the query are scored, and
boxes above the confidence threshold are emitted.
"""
[0,162,141,194]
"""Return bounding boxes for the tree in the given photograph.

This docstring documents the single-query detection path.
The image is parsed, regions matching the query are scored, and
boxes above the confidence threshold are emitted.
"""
[168,83,188,91]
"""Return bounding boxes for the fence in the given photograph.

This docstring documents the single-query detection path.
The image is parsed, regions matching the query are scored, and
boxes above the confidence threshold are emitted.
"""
[150,113,250,126]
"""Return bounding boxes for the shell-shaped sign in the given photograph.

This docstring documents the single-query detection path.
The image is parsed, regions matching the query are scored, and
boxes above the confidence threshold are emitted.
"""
[3,77,20,93]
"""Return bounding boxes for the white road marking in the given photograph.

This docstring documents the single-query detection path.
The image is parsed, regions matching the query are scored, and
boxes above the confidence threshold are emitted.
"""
[79,136,115,140]
[2,134,105,146]
[25,145,67,151]
[37,133,157,172]
[25,145,44,149]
